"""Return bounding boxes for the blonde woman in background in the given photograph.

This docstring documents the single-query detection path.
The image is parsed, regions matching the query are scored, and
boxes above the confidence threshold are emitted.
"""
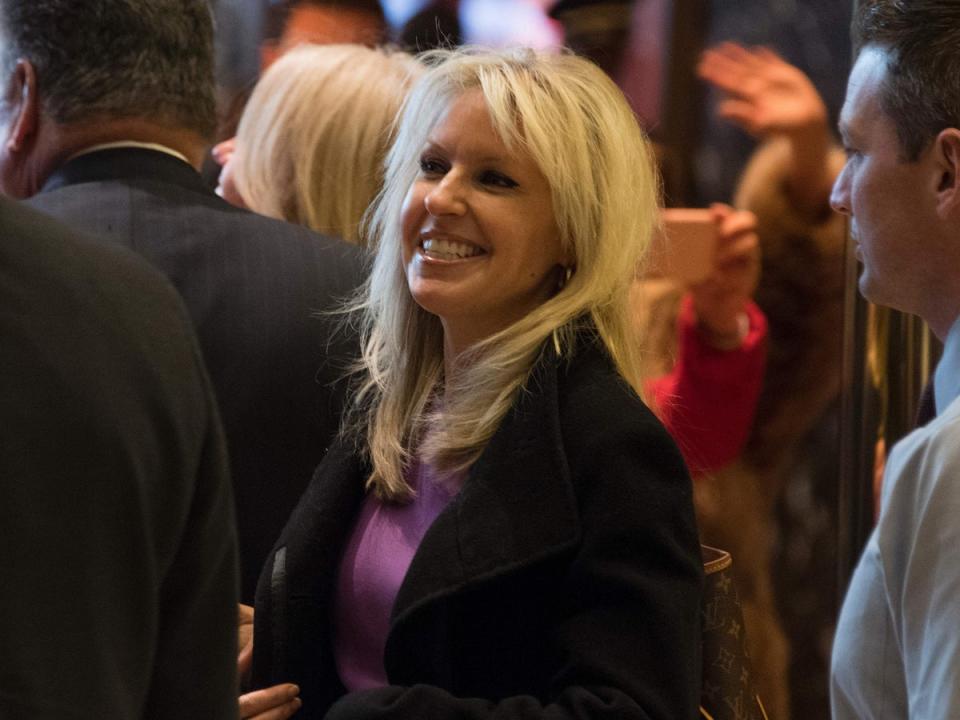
[239,46,702,720]
[215,44,422,244]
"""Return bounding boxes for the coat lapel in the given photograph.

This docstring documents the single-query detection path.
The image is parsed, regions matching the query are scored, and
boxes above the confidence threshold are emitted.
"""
[282,437,368,603]
[262,438,366,695]
[391,344,581,629]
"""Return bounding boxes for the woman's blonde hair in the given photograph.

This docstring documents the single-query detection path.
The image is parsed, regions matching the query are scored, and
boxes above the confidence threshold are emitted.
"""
[231,43,422,243]
[354,46,661,499]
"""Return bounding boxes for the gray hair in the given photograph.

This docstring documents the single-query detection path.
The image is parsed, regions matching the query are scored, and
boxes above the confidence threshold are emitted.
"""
[0,0,217,138]
[854,0,960,160]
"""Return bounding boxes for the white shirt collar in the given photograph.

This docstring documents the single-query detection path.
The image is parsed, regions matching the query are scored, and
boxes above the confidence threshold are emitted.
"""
[68,141,191,166]
[934,314,960,415]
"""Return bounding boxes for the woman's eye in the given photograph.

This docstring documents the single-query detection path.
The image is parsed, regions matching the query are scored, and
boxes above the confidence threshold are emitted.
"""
[480,171,518,189]
[419,157,446,175]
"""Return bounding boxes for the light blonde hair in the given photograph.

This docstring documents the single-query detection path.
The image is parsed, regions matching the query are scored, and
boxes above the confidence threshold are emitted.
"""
[353,46,661,499]
[232,43,422,243]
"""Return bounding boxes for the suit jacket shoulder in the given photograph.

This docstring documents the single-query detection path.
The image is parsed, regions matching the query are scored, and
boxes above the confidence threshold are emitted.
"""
[0,197,237,718]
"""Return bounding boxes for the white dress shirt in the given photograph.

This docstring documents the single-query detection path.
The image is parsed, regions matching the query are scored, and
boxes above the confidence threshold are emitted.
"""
[832,315,960,718]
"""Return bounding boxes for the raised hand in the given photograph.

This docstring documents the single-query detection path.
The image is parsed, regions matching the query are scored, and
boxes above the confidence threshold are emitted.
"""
[697,42,828,138]
[698,43,837,220]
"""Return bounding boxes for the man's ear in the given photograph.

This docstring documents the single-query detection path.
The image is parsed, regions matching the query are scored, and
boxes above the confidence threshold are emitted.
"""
[934,128,960,219]
[4,59,39,154]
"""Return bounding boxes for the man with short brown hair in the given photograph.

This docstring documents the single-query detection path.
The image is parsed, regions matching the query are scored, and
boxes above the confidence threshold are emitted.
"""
[829,1,960,716]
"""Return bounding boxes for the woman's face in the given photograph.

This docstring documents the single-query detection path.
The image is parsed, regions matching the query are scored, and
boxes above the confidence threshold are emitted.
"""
[400,89,566,356]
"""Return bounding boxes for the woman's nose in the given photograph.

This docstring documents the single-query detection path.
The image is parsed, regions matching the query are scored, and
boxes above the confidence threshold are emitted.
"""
[424,174,467,216]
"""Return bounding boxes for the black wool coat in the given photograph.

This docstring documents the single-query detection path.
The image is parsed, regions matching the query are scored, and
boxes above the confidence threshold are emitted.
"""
[252,333,704,719]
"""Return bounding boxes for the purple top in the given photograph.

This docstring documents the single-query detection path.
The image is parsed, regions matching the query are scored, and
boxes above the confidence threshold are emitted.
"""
[332,459,464,691]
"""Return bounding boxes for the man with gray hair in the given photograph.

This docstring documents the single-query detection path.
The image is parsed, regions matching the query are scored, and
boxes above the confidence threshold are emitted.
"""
[0,0,363,603]
[829,1,960,716]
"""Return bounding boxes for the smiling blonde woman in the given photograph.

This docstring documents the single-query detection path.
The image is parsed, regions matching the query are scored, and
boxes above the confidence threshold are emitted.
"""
[243,46,703,720]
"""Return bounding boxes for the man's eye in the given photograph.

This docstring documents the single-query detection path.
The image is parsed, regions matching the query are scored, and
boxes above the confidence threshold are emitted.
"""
[480,171,518,189]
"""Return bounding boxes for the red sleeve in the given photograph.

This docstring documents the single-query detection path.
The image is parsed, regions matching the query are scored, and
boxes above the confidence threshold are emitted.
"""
[644,294,767,476]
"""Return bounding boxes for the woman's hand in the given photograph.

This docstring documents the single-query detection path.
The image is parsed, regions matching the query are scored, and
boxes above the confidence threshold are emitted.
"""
[235,604,301,718]
[213,137,246,209]
[689,204,760,349]
[238,684,301,719]
[237,603,254,686]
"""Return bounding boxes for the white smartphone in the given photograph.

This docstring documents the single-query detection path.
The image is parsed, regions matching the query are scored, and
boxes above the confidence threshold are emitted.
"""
[646,208,717,285]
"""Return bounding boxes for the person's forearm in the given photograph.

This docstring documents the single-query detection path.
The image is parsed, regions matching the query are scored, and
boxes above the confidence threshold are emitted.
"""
[785,123,835,221]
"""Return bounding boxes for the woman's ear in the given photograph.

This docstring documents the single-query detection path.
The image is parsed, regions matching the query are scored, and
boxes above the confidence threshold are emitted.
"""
[555,263,574,292]
[934,128,960,220]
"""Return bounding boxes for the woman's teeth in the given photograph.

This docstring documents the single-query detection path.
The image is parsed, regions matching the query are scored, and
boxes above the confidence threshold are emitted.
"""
[422,237,483,260]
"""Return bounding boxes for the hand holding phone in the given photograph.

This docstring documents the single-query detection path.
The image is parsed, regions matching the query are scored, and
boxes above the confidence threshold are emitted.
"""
[687,205,761,347]
[647,208,717,284]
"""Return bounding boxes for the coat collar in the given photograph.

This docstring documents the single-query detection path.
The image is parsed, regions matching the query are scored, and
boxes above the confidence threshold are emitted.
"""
[40,147,209,196]
[935,313,960,415]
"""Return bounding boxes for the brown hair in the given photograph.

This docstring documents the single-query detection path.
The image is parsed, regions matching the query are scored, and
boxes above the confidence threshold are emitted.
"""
[853,0,960,159]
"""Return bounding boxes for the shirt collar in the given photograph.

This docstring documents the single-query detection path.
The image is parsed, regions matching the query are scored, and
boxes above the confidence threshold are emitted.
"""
[934,314,960,415]
[67,141,191,166]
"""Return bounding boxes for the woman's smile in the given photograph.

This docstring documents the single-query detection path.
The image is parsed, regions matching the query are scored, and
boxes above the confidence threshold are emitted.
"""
[418,232,487,261]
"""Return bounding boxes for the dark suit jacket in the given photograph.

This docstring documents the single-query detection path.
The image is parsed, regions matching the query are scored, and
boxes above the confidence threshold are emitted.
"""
[252,333,704,720]
[0,198,237,717]
[27,148,364,601]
